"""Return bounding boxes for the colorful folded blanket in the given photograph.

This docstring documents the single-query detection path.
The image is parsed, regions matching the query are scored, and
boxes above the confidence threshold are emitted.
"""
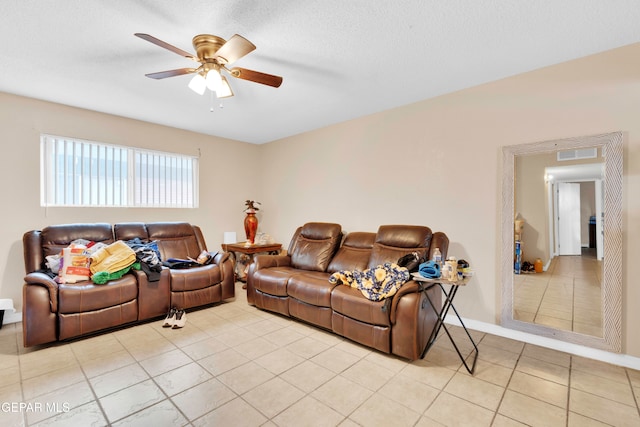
[329,262,410,301]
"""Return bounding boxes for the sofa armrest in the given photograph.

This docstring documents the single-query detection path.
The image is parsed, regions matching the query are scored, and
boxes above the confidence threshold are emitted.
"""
[246,254,291,306]
[213,251,230,265]
[24,272,59,312]
[253,254,291,271]
[388,280,423,325]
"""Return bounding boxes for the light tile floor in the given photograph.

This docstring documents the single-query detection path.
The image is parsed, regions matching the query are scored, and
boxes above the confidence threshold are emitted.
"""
[513,249,603,336]
[1,282,639,426]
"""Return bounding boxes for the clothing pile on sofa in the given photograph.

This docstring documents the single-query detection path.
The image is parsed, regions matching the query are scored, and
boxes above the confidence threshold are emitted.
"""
[45,238,163,284]
[125,238,163,281]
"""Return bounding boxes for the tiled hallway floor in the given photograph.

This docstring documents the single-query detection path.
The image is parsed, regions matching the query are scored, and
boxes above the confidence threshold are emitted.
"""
[1,282,639,426]
[514,249,603,336]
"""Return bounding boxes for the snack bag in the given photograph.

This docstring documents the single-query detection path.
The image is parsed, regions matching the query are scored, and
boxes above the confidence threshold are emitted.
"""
[61,245,91,283]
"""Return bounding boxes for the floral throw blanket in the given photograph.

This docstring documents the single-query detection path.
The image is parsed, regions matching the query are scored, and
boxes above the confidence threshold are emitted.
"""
[329,262,410,301]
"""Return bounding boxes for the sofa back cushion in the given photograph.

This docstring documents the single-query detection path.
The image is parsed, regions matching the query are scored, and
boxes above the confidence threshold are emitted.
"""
[40,223,114,258]
[368,225,432,268]
[327,232,376,273]
[24,223,115,273]
[114,222,149,242]
[145,222,205,260]
[289,222,342,272]
[429,231,450,261]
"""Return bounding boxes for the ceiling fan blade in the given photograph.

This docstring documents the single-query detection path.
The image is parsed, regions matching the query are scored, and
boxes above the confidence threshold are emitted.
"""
[135,33,197,62]
[213,34,256,65]
[229,67,283,88]
[145,68,197,79]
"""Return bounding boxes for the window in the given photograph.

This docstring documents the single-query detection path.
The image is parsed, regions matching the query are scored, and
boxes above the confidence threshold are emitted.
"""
[41,135,199,208]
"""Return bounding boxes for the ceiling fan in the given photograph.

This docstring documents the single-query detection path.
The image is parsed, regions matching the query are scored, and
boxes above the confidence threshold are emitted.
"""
[135,33,283,98]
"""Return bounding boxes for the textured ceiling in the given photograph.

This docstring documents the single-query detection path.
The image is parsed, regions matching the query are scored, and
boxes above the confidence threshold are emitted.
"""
[1,1,640,144]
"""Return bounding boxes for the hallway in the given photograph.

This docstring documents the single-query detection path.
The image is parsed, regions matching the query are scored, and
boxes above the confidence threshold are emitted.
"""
[514,249,602,336]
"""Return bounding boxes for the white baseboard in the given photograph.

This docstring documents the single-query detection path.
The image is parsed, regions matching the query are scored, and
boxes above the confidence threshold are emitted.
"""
[446,315,640,370]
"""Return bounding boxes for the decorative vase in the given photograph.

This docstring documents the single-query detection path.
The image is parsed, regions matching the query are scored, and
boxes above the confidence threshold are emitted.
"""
[244,210,258,244]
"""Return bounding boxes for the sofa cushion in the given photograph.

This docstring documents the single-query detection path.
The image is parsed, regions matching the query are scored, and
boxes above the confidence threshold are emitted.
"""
[287,271,335,307]
[331,285,391,327]
[252,266,298,297]
[59,300,138,341]
[332,311,390,354]
[327,232,376,273]
[368,225,432,268]
[169,264,222,292]
[58,275,138,314]
[290,222,342,272]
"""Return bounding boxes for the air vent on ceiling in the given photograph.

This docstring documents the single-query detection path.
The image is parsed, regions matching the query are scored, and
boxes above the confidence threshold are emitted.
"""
[557,147,597,161]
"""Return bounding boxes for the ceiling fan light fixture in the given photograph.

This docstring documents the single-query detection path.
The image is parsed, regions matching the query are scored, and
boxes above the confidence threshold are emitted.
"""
[216,76,234,98]
[205,68,222,91]
[188,73,207,95]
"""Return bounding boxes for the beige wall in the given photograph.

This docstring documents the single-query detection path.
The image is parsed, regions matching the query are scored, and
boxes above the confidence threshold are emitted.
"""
[259,42,640,357]
[2,42,639,358]
[0,92,260,316]
[515,153,552,264]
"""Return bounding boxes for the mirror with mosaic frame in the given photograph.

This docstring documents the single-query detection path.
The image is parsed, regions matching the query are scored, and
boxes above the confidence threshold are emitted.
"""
[501,132,622,352]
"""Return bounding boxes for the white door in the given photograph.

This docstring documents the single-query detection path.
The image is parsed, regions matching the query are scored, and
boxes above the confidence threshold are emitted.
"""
[558,182,582,255]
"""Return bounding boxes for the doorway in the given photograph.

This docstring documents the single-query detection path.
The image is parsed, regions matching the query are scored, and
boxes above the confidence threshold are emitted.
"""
[547,167,604,262]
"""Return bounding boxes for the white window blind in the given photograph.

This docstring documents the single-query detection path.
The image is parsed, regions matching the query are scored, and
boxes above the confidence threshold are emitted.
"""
[134,149,197,207]
[41,135,198,208]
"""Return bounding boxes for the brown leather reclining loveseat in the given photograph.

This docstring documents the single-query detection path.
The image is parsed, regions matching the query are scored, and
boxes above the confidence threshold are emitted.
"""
[247,222,449,360]
[22,222,234,347]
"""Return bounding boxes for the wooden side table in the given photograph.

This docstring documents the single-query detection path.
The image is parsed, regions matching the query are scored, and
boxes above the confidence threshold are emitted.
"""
[221,242,282,285]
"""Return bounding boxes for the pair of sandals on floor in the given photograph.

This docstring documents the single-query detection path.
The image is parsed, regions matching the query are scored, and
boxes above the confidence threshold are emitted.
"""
[162,307,187,329]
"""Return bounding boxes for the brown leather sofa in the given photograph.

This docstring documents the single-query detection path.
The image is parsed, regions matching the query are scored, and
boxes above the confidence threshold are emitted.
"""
[247,222,449,360]
[22,222,234,347]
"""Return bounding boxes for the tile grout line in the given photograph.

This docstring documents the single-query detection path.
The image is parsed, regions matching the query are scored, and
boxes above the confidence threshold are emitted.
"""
[160,319,239,425]
[68,335,113,427]
[109,324,189,426]
[568,355,640,425]
[487,335,525,426]
[337,352,414,425]
[188,308,308,424]
[532,273,550,325]
[225,314,337,424]
[15,325,28,427]
[625,368,640,420]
